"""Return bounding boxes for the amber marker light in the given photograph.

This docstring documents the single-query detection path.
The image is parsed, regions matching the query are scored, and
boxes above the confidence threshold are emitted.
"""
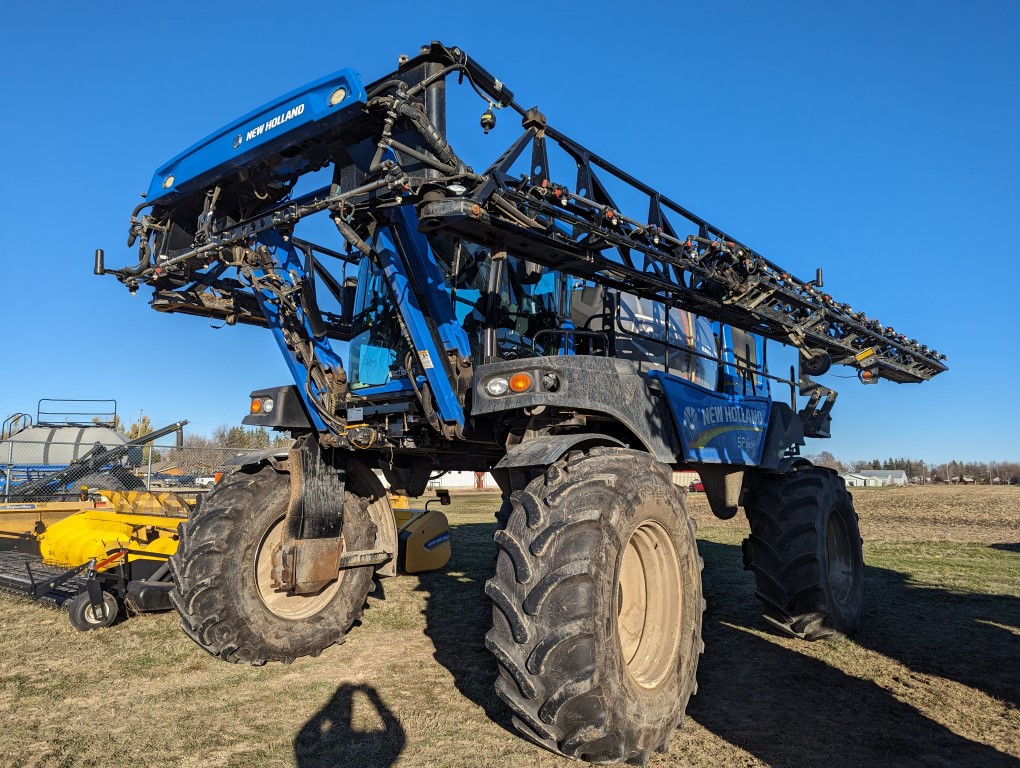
[509,373,533,393]
[250,398,263,414]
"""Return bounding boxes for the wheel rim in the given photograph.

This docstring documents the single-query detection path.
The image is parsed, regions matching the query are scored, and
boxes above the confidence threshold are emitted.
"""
[82,594,114,625]
[825,509,856,605]
[84,605,106,625]
[616,520,683,689]
[254,516,344,620]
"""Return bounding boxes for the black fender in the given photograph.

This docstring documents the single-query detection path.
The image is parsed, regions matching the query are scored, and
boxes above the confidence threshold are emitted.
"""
[226,448,291,473]
[495,433,627,472]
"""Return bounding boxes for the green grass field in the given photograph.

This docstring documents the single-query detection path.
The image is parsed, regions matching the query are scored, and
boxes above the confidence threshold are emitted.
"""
[0,486,1017,767]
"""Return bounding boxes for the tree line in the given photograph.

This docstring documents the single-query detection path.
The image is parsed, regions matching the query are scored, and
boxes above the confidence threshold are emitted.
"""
[806,451,1020,484]
[183,424,292,450]
[89,414,290,456]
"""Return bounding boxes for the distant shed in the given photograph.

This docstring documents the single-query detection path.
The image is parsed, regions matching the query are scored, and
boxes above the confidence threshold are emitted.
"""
[855,470,908,486]
[841,473,883,487]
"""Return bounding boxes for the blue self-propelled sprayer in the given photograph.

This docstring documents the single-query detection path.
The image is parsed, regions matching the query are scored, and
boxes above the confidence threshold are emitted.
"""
[97,42,946,763]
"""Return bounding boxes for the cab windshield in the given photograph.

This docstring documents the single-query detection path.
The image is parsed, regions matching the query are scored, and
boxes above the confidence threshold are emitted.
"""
[348,260,410,391]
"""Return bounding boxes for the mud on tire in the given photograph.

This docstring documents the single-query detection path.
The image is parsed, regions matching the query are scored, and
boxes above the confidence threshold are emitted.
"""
[742,465,864,640]
[169,460,384,664]
[485,448,704,764]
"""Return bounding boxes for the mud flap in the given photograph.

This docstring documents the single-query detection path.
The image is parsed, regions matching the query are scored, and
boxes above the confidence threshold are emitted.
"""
[271,437,348,594]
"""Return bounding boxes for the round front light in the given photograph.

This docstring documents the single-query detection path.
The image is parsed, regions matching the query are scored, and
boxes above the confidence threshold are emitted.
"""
[250,398,262,414]
[262,398,274,414]
[328,87,347,106]
[162,174,175,189]
[509,373,533,393]
[485,378,509,396]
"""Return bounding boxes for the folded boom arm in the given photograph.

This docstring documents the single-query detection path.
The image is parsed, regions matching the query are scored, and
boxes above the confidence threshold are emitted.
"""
[99,42,945,436]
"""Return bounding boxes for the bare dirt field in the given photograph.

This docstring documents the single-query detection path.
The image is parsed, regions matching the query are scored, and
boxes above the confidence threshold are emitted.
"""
[0,485,1017,768]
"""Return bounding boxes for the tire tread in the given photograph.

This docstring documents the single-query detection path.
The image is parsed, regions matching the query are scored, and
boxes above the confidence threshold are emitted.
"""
[742,466,863,640]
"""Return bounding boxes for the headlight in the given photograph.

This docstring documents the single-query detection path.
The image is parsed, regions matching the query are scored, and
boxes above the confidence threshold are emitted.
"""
[485,378,509,396]
[328,87,347,106]
[262,398,274,414]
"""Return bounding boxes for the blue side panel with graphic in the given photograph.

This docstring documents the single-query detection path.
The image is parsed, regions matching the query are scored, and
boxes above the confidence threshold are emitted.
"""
[146,68,367,204]
[650,371,771,465]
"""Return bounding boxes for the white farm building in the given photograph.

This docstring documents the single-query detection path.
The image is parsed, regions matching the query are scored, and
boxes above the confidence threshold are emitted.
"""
[841,470,908,487]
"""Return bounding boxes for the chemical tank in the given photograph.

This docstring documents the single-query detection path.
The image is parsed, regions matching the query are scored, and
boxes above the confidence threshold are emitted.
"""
[0,425,130,466]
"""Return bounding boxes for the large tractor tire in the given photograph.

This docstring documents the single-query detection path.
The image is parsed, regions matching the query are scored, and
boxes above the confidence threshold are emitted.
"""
[485,448,704,764]
[492,467,539,531]
[742,465,864,640]
[169,460,382,664]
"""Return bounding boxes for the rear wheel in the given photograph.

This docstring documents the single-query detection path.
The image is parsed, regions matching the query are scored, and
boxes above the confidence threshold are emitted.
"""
[169,460,383,664]
[485,448,703,763]
[742,465,864,640]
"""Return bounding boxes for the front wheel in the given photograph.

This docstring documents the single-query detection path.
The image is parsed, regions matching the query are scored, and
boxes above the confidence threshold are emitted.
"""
[486,448,704,763]
[169,460,384,664]
[67,591,119,631]
[742,465,864,640]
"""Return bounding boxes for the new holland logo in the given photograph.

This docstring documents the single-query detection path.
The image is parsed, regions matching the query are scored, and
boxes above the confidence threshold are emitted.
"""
[699,404,765,427]
[424,532,450,551]
[682,406,699,439]
[239,103,306,145]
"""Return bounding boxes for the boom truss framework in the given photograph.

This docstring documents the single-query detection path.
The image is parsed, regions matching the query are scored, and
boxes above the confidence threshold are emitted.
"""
[108,42,946,388]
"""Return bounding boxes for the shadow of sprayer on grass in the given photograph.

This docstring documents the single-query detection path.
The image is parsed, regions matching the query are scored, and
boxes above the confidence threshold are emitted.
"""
[414,522,1017,767]
[294,683,405,768]
[856,557,1020,710]
[692,540,1017,768]
[415,519,513,730]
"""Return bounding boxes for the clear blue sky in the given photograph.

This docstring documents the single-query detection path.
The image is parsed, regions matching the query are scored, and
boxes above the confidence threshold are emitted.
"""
[1,1,1017,464]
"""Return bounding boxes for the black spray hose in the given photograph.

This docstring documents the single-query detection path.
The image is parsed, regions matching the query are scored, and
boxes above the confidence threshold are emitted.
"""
[395,102,464,174]
[127,200,154,247]
[367,79,407,99]
[332,216,372,257]
[119,240,152,278]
